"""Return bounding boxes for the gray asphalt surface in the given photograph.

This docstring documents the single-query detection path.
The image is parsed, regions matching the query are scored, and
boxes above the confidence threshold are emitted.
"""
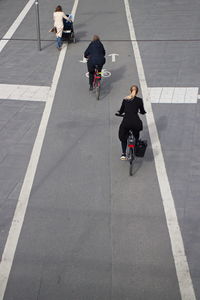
[0,0,200,299]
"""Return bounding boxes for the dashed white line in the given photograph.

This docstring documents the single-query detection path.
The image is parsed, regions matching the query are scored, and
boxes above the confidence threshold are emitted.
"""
[0,0,79,299]
[124,0,196,299]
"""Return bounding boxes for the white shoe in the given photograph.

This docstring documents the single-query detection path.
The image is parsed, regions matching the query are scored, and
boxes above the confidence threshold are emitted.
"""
[120,154,127,160]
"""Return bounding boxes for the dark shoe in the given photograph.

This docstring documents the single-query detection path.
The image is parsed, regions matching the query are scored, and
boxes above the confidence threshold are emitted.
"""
[89,85,93,91]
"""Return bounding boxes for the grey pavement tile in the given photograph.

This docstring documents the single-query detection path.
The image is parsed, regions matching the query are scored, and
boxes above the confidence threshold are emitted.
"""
[0,120,7,131]
[131,0,200,86]
[0,0,27,36]
[0,197,19,257]
[0,147,7,163]
[153,103,200,299]
[0,40,58,86]
[0,155,30,180]
[7,143,34,156]
[19,102,45,113]
[0,104,44,145]
[0,119,35,143]
[0,180,18,199]
[6,180,23,199]
[0,0,75,87]
[0,102,23,121]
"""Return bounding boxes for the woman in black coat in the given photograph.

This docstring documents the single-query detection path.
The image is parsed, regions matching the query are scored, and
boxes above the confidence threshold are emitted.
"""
[84,35,106,90]
[116,85,146,160]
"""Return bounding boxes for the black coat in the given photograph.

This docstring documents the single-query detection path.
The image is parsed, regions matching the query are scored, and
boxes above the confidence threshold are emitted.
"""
[118,97,146,131]
[84,40,106,66]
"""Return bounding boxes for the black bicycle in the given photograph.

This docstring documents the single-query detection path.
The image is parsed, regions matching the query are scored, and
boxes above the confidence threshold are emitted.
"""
[127,130,136,176]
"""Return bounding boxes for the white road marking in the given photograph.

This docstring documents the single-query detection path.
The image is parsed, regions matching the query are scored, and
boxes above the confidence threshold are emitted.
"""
[160,87,174,103]
[0,84,50,102]
[124,1,196,299]
[0,0,79,299]
[108,53,119,62]
[79,56,87,63]
[85,69,111,78]
[0,0,35,53]
[185,88,198,103]
[149,87,198,103]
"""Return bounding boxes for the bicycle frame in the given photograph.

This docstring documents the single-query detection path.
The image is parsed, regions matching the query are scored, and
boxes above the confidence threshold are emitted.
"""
[93,67,102,100]
[127,130,136,176]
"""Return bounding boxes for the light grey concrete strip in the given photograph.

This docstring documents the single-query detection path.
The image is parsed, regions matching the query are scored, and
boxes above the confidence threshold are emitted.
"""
[124,0,196,299]
[185,88,198,103]
[0,84,50,102]
[149,87,198,103]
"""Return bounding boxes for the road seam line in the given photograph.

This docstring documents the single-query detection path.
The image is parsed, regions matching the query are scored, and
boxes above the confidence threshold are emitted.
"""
[124,0,196,299]
[0,1,79,298]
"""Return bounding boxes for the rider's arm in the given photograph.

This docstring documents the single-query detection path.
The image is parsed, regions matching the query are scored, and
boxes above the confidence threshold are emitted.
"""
[84,45,91,58]
[102,44,106,56]
[139,99,146,114]
[118,99,125,115]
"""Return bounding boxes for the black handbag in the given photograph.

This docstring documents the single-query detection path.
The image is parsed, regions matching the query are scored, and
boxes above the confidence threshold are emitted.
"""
[134,139,147,157]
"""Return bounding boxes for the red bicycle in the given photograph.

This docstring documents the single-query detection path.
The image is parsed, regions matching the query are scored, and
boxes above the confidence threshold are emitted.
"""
[93,66,102,100]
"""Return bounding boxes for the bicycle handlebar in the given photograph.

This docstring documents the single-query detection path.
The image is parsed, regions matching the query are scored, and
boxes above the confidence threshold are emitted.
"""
[115,113,124,117]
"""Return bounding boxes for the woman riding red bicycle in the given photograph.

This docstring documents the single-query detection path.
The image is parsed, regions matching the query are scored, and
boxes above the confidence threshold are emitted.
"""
[84,35,106,91]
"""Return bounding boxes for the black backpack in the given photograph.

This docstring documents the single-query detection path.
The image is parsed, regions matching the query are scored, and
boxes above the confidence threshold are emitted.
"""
[134,139,147,157]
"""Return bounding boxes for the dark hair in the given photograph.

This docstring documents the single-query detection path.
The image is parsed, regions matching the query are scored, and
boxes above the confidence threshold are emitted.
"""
[130,85,138,95]
[55,5,62,12]
[93,35,100,41]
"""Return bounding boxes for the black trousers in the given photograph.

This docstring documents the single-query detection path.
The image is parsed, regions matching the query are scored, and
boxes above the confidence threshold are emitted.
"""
[87,60,103,86]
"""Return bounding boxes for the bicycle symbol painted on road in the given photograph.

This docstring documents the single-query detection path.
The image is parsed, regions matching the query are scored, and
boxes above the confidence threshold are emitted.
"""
[86,69,111,78]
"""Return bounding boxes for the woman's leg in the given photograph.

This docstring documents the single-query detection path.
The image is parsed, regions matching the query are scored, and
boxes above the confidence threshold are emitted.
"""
[56,37,62,48]
[119,123,128,156]
[87,60,95,88]
[121,140,127,155]
[56,28,63,49]
[57,36,62,48]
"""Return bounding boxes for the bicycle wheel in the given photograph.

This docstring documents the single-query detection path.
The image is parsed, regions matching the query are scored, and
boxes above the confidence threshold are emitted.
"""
[129,148,134,176]
[96,81,100,100]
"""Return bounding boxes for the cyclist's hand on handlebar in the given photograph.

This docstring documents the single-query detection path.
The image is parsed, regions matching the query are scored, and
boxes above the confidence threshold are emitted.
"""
[115,112,124,117]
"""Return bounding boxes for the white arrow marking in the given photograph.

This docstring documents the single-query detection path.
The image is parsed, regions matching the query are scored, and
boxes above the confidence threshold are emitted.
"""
[79,56,87,63]
[108,53,119,62]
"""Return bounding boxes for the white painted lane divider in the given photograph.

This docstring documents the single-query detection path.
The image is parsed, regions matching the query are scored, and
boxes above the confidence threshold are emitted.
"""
[149,87,198,104]
[0,84,50,102]
[124,0,196,299]
[0,0,79,299]
[0,0,35,53]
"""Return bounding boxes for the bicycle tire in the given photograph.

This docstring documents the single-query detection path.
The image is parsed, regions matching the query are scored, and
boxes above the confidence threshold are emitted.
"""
[96,82,100,100]
[129,148,134,176]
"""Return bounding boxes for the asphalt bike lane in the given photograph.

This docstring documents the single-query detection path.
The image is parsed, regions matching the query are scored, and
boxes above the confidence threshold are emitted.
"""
[1,0,187,299]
